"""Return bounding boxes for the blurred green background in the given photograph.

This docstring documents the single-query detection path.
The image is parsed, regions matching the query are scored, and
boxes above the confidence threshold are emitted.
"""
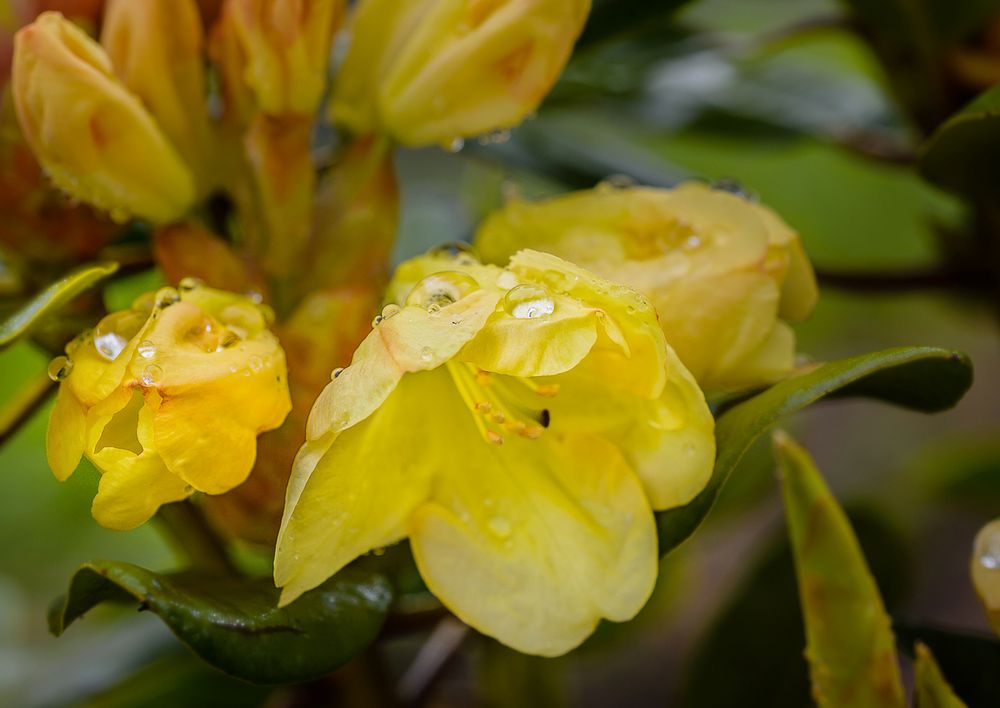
[2,0,999,705]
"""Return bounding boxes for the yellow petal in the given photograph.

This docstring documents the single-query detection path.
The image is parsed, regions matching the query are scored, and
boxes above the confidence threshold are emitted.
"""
[779,236,820,322]
[276,371,445,603]
[410,429,656,656]
[306,288,500,439]
[46,383,86,481]
[100,0,215,193]
[971,518,1000,636]
[12,12,195,222]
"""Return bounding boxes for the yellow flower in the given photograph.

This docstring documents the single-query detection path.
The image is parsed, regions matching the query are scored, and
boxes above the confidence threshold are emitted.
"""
[275,249,714,656]
[330,0,591,148]
[475,182,820,393]
[12,11,197,223]
[45,282,291,530]
[226,0,344,116]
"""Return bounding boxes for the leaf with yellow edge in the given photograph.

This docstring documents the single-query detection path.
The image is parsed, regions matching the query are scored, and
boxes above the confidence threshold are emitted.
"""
[971,518,1000,637]
[773,430,906,708]
[915,642,969,708]
[0,262,118,349]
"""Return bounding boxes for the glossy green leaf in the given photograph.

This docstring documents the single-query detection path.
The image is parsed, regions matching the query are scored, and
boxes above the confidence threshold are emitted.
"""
[50,561,393,684]
[895,624,1000,706]
[657,346,973,554]
[775,431,905,708]
[0,262,118,350]
[971,518,1000,637]
[915,642,969,708]
[679,505,911,708]
[920,83,1000,197]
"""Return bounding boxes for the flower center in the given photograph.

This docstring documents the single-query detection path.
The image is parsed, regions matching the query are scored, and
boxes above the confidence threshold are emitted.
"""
[446,362,558,445]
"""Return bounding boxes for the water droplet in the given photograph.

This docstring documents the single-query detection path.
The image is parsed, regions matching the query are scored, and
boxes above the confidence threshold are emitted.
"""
[141,364,163,386]
[381,303,401,320]
[504,284,555,319]
[420,346,433,363]
[154,287,180,309]
[488,516,512,539]
[94,330,128,361]
[446,137,465,153]
[976,525,1000,570]
[178,277,203,292]
[602,173,636,190]
[683,234,703,250]
[477,128,511,145]
[427,242,478,264]
[371,314,384,327]
[406,271,480,311]
[248,355,264,373]
[332,367,345,379]
[712,177,757,201]
[183,484,194,494]
[47,356,73,381]
[246,289,265,304]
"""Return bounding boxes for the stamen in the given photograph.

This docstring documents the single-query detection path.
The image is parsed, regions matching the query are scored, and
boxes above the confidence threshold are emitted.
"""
[445,363,556,444]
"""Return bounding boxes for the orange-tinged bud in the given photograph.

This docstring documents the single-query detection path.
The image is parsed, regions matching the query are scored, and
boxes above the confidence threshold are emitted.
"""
[331,0,590,147]
[227,0,344,116]
[153,222,264,296]
[12,12,196,223]
[101,0,216,195]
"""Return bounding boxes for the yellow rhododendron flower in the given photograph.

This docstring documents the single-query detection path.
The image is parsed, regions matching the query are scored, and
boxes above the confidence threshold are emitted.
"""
[275,248,715,655]
[331,0,591,148]
[12,11,197,222]
[226,0,344,116]
[475,182,820,393]
[45,282,291,530]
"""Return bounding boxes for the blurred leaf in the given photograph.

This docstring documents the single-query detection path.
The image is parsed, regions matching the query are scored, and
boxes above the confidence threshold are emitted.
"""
[680,505,911,708]
[576,0,693,49]
[920,83,1000,197]
[895,624,1000,706]
[476,639,569,708]
[971,518,1000,636]
[0,262,118,350]
[918,434,1000,515]
[50,561,393,684]
[657,346,974,554]
[840,0,997,127]
[774,431,905,708]
[915,642,969,708]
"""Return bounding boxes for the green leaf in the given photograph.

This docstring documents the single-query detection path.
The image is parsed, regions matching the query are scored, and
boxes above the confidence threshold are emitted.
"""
[774,431,905,708]
[0,262,118,350]
[50,560,393,685]
[915,642,969,708]
[657,346,973,554]
[920,83,1000,197]
[679,505,912,708]
[895,624,1000,706]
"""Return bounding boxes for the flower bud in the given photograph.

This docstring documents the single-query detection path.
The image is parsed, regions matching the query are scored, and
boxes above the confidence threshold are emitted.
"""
[12,12,196,223]
[46,282,291,530]
[226,0,344,116]
[475,182,819,393]
[100,0,216,194]
[331,0,590,147]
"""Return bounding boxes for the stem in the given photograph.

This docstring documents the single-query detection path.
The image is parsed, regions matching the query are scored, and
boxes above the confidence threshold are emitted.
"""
[155,500,237,575]
[397,617,469,706]
[0,374,54,448]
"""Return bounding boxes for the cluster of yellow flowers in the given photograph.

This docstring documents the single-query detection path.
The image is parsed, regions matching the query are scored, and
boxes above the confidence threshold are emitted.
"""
[9,0,818,655]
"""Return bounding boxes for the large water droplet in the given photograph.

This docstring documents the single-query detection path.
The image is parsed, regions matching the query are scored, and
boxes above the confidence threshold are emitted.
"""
[94,331,128,361]
[488,516,512,539]
[406,271,479,311]
[504,284,554,319]
[47,356,73,381]
[141,364,163,386]
[137,340,157,359]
